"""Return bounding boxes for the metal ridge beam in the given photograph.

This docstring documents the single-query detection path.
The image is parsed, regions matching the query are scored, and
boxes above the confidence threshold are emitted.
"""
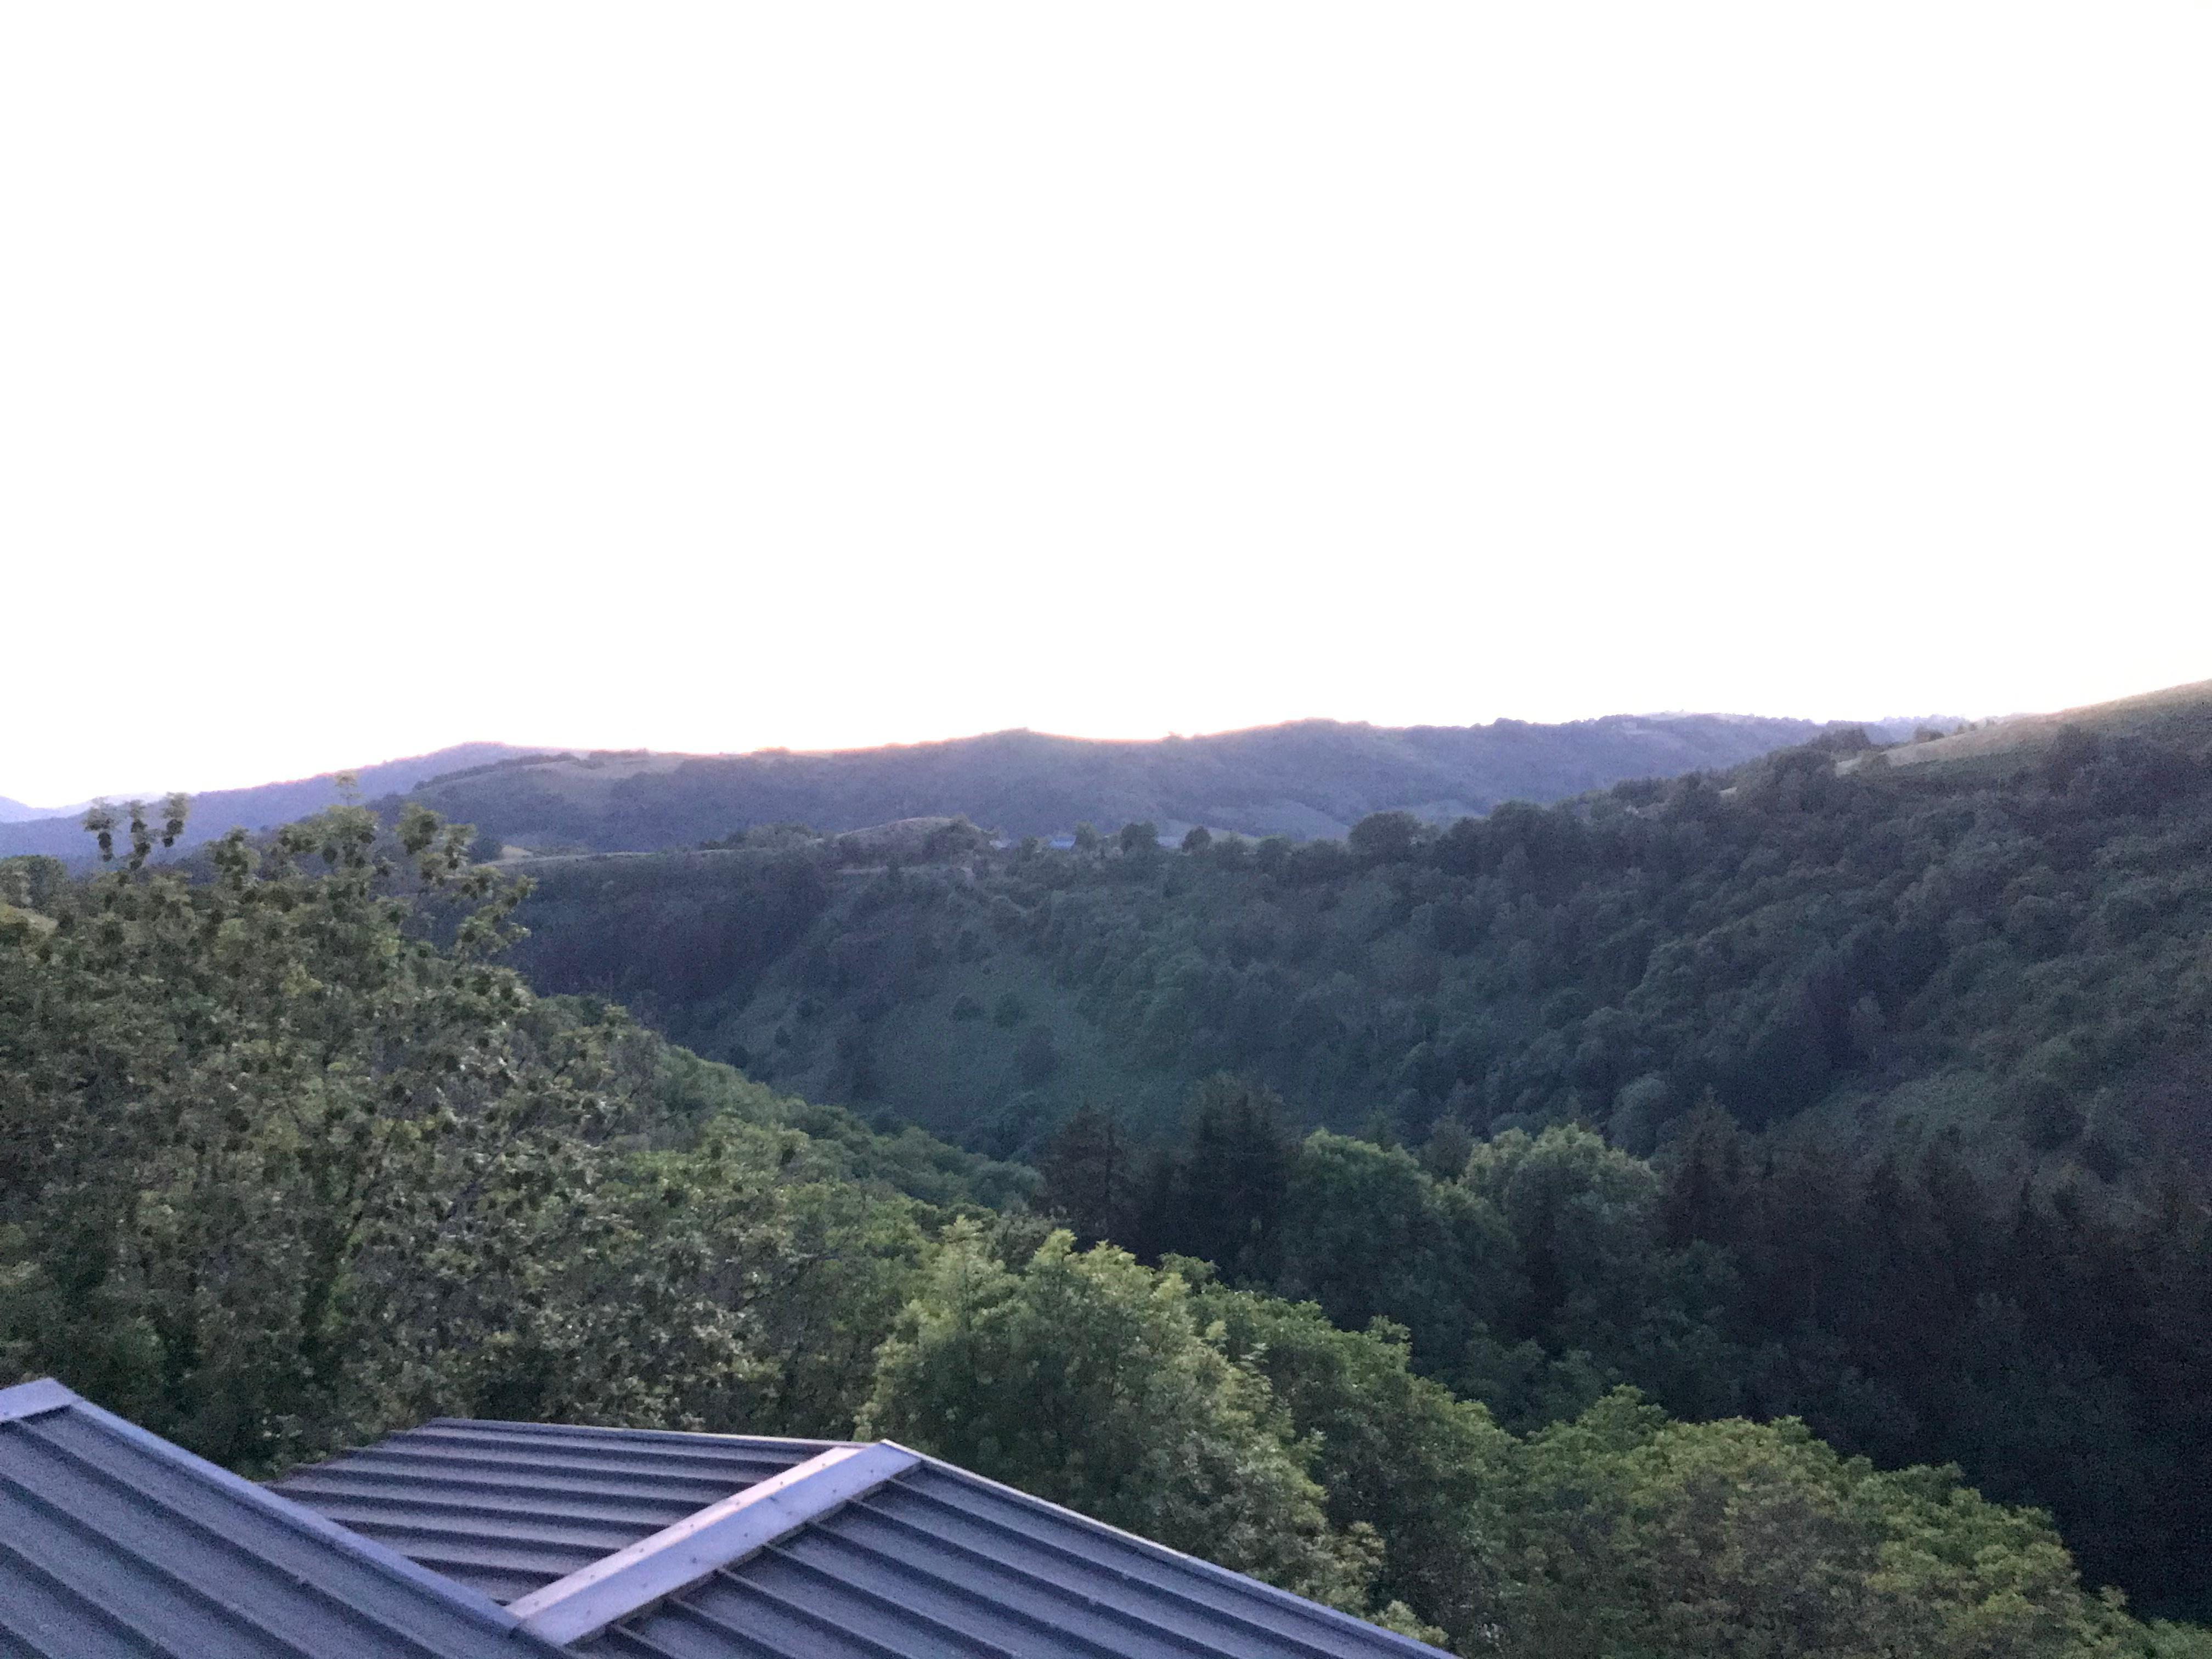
[509,1441,919,1646]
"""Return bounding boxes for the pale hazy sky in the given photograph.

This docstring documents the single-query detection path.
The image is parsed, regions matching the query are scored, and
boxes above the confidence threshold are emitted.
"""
[3,5,2208,805]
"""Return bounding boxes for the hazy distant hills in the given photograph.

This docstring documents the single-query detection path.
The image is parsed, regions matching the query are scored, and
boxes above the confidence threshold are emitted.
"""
[0,743,544,861]
[409,715,1940,854]
[2,709,1968,864]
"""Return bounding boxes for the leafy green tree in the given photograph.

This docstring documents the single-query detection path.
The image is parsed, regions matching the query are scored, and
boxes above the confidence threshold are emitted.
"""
[1190,1272,1511,1652]
[1494,1391,2148,1658]
[1465,1126,1662,1330]
[1273,1131,1517,1375]
[0,803,593,1460]
[1118,820,1161,857]
[0,804,968,1467]
[1418,1117,1476,1181]
[858,1227,1381,1612]
[1348,810,1425,864]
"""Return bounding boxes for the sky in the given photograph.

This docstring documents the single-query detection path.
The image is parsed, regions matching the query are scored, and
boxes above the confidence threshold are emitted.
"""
[3,5,2208,805]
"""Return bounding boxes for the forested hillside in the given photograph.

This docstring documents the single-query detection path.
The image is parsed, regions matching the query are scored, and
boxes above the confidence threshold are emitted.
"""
[493,689,2212,1617]
[4,802,2207,1655]
[510,690,2212,1177]
[1041,1080,2212,1617]
[404,712,1912,852]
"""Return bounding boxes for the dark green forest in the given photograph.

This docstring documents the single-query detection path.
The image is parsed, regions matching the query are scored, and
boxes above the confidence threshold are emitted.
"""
[4,695,2211,1653]
[495,697,2212,1621]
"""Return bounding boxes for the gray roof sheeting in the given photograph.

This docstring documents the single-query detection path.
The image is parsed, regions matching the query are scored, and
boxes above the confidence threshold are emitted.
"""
[587,1459,1444,1659]
[0,1380,568,1659]
[267,1420,831,1606]
[281,1419,1448,1659]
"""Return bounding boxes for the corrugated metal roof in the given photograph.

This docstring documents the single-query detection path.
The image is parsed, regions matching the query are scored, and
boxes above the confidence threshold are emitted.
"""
[280,1418,1448,1658]
[0,1380,569,1659]
[268,1419,834,1605]
[583,1459,1447,1659]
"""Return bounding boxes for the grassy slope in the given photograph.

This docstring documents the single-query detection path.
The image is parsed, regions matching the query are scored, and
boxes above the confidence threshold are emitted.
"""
[1845,678,2212,775]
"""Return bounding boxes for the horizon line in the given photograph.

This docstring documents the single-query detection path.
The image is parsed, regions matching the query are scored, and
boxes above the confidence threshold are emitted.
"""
[2,704,1993,814]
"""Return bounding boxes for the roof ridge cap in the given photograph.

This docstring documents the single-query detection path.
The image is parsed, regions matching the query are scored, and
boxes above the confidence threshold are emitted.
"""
[510,1440,919,1645]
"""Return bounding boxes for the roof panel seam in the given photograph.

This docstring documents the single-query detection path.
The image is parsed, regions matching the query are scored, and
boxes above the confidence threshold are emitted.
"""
[0,1526,188,1659]
[0,1464,328,1659]
[584,1627,699,1659]
[64,1398,526,1637]
[22,1419,521,1656]
[900,1457,1446,1657]
[748,1547,1027,1659]
[424,1420,850,1453]
[325,1447,779,1477]
[280,1469,752,1505]
[660,1575,912,1659]
[828,1501,1299,1659]
[860,1488,1345,1643]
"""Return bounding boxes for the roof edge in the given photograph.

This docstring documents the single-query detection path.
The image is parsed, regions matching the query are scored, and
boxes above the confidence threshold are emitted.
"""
[512,1440,920,1645]
[60,1392,528,1638]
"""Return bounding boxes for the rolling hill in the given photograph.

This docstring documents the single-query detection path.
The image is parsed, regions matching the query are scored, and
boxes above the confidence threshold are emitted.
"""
[1841,677,2212,776]
[0,743,545,862]
[406,713,1937,854]
[500,678,2212,1175]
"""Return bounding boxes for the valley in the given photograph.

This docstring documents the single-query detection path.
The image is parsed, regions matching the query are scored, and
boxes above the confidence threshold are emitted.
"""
[6,681,2210,1645]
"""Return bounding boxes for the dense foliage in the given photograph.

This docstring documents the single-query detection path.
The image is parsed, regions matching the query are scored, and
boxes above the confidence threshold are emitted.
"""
[507,713,2212,1183]
[5,780,2209,1652]
[857,1226,1397,1623]
[1042,1087,2212,1616]
[504,708,2212,1616]
[859,1227,2209,1658]
[0,806,1017,1466]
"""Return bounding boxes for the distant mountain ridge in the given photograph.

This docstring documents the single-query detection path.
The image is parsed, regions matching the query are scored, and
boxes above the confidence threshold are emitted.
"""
[2,714,1961,865]
[407,714,1942,854]
[0,744,546,861]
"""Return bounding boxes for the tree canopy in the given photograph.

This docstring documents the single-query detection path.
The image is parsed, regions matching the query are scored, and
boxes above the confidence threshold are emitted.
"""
[4,791,2209,1653]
